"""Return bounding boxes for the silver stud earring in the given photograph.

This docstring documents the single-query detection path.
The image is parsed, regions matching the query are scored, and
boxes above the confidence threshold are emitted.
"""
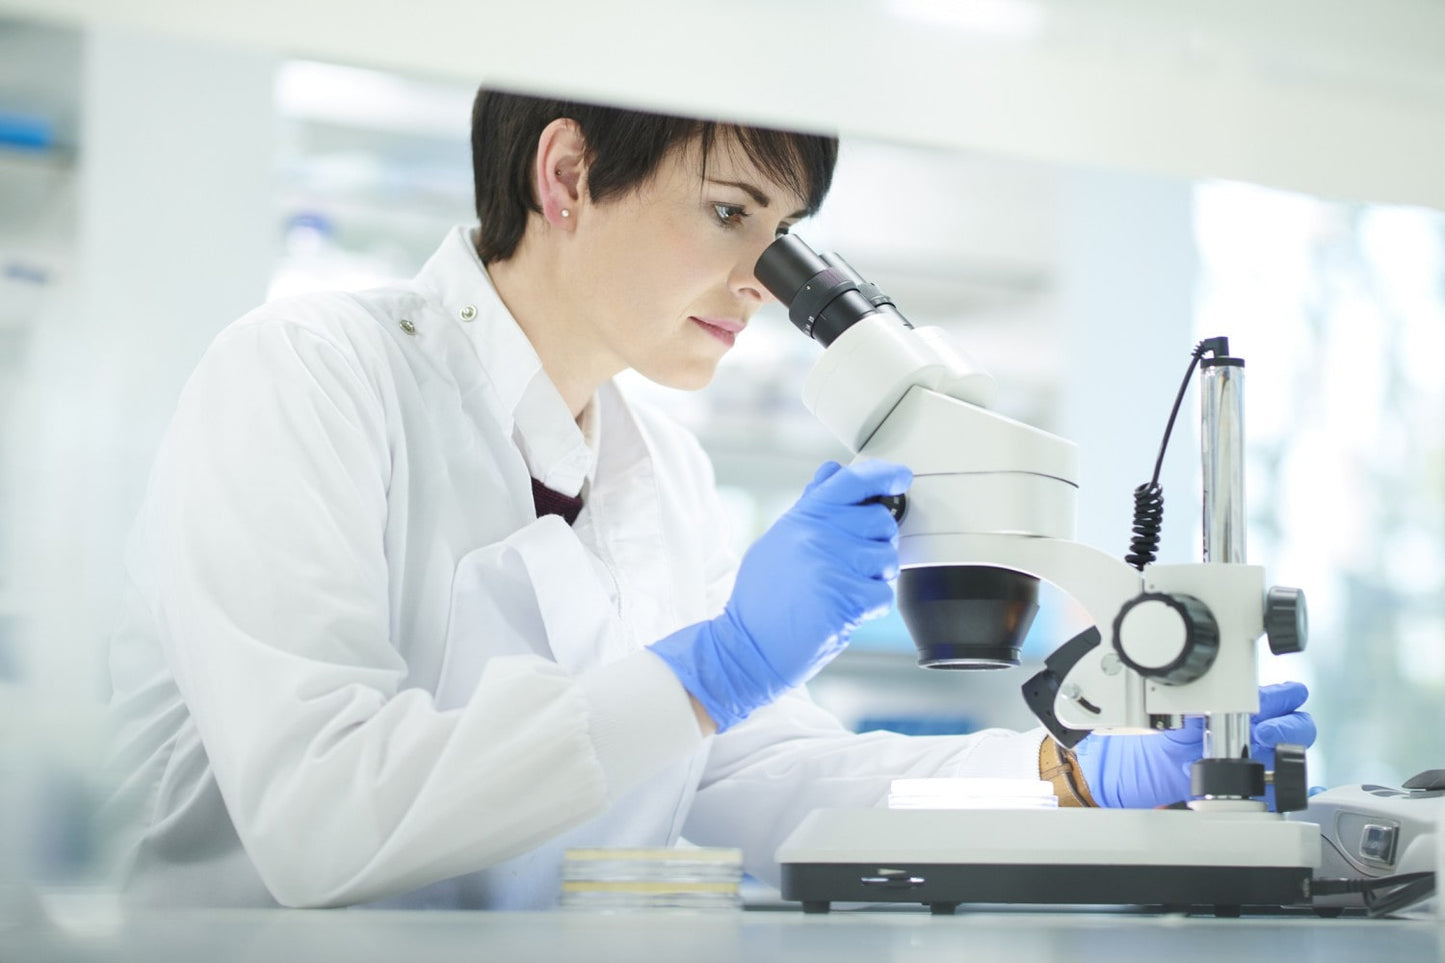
[561,209,570,219]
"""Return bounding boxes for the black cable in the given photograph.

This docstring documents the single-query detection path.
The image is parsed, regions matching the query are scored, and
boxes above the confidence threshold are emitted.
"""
[1312,871,1436,918]
[1364,873,1436,917]
[1124,337,1230,571]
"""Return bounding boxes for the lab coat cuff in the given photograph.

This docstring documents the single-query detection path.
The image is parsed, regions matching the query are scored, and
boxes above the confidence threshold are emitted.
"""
[946,726,1050,782]
[579,650,705,801]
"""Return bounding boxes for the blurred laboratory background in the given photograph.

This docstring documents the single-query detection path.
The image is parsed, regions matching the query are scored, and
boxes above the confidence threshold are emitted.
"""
[1,1,1443,894]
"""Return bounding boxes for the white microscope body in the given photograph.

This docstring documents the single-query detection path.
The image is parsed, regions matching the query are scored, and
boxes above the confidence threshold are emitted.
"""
[758,237,1317,914]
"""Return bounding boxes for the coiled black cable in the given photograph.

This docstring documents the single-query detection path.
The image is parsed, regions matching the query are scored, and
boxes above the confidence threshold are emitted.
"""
[1125,338,1230,571]
[1124,483,1164,570]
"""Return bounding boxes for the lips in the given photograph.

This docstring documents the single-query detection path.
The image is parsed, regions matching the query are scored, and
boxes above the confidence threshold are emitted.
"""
[690,316,744,347]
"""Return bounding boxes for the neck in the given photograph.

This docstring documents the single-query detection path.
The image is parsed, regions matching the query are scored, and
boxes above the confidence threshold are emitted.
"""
[485,226,619,420]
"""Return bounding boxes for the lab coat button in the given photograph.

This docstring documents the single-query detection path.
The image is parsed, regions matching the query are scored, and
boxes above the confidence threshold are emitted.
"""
[400,319,417,335]
[459,305,477,321]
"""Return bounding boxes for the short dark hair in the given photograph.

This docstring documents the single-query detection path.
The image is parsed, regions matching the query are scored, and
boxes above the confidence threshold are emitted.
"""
[471,89,839,264]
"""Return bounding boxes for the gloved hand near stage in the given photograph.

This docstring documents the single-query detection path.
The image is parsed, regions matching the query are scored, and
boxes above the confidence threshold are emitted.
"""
[1074,681,1316,810]
[652,459,911,733]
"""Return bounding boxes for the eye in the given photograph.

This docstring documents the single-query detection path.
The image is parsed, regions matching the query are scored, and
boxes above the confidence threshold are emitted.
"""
[713,203,747,228]
[775,222,795,238]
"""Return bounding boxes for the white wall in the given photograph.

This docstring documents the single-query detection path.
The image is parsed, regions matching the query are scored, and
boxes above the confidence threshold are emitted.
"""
[3,24,277,881]
[1058,169,1198,565]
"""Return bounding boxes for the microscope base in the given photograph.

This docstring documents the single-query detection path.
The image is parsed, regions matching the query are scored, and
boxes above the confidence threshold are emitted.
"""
[776,808,1319,915]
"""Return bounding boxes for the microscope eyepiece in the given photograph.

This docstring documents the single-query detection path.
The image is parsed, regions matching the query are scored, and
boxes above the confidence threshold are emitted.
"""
[754,234,828,307]
[755,234,911,347]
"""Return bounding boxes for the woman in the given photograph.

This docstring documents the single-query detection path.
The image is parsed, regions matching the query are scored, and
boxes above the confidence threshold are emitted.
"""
[103,89,1314,909]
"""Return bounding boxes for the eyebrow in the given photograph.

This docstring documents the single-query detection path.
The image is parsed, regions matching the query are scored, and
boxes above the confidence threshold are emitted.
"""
[706,178,808,220]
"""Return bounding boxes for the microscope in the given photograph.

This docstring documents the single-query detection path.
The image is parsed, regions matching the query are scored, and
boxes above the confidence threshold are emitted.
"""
[755,235,1319,915]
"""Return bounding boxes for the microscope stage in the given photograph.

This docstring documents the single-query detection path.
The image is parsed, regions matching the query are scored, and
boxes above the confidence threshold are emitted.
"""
[776,807,1320,914]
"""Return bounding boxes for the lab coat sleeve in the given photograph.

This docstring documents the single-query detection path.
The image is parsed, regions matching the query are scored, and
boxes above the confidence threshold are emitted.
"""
[684,689,1047,886]
[141,316,702,907]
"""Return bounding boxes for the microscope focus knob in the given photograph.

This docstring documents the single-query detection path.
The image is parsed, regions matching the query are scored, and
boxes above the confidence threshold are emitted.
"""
[1264,586,1308,655]
[1270,743,1310,813]
[1112,593,1219,686]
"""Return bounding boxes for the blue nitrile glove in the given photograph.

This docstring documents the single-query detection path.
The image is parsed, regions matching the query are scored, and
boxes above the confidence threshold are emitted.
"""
[1074,681,1316,810]
[651,459,911,732]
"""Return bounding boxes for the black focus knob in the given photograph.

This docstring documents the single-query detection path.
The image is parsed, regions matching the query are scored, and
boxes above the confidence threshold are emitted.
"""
[1271,743,1310,813]
[1265,586,1308,655]
[863,492,907,523]
[1112,592,1220,686]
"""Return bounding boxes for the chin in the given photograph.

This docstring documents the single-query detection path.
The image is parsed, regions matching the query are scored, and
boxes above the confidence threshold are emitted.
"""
[641,361,718,393]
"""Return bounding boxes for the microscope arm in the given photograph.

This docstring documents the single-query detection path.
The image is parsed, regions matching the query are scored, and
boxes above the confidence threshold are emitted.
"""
[847,360,1267,736]
[808,317,1165,733]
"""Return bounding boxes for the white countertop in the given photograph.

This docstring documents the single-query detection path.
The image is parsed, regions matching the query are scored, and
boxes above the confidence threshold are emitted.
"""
[4,903,1440,963]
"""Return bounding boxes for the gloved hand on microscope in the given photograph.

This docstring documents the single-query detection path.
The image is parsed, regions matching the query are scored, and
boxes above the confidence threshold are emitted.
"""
[1074,681,1315,811]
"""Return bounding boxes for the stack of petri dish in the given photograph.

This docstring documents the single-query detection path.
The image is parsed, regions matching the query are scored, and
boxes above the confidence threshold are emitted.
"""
[887,777,1059,810]
[560,847,744,911]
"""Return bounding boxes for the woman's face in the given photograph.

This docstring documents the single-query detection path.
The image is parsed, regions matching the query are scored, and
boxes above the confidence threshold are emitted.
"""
[565,137,810,391]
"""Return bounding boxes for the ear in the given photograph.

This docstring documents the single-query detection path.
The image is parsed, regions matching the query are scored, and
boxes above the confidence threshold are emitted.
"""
[534,118,587,229]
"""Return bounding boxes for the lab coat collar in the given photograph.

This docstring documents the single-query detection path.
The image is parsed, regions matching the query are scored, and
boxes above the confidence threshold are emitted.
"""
[414,226,596,496]
[413,228,676,642]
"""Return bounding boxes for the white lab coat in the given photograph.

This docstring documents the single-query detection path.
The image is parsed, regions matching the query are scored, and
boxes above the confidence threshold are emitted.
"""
[103,226,1046,909]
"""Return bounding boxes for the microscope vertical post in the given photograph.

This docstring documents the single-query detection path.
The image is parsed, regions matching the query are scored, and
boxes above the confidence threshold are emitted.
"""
[1200,354,1251,764]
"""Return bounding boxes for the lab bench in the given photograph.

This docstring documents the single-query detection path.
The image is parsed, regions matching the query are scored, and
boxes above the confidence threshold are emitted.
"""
[3,904,1438,963]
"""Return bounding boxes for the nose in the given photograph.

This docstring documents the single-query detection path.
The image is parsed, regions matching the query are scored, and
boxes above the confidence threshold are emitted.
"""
[731,249,775,308]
